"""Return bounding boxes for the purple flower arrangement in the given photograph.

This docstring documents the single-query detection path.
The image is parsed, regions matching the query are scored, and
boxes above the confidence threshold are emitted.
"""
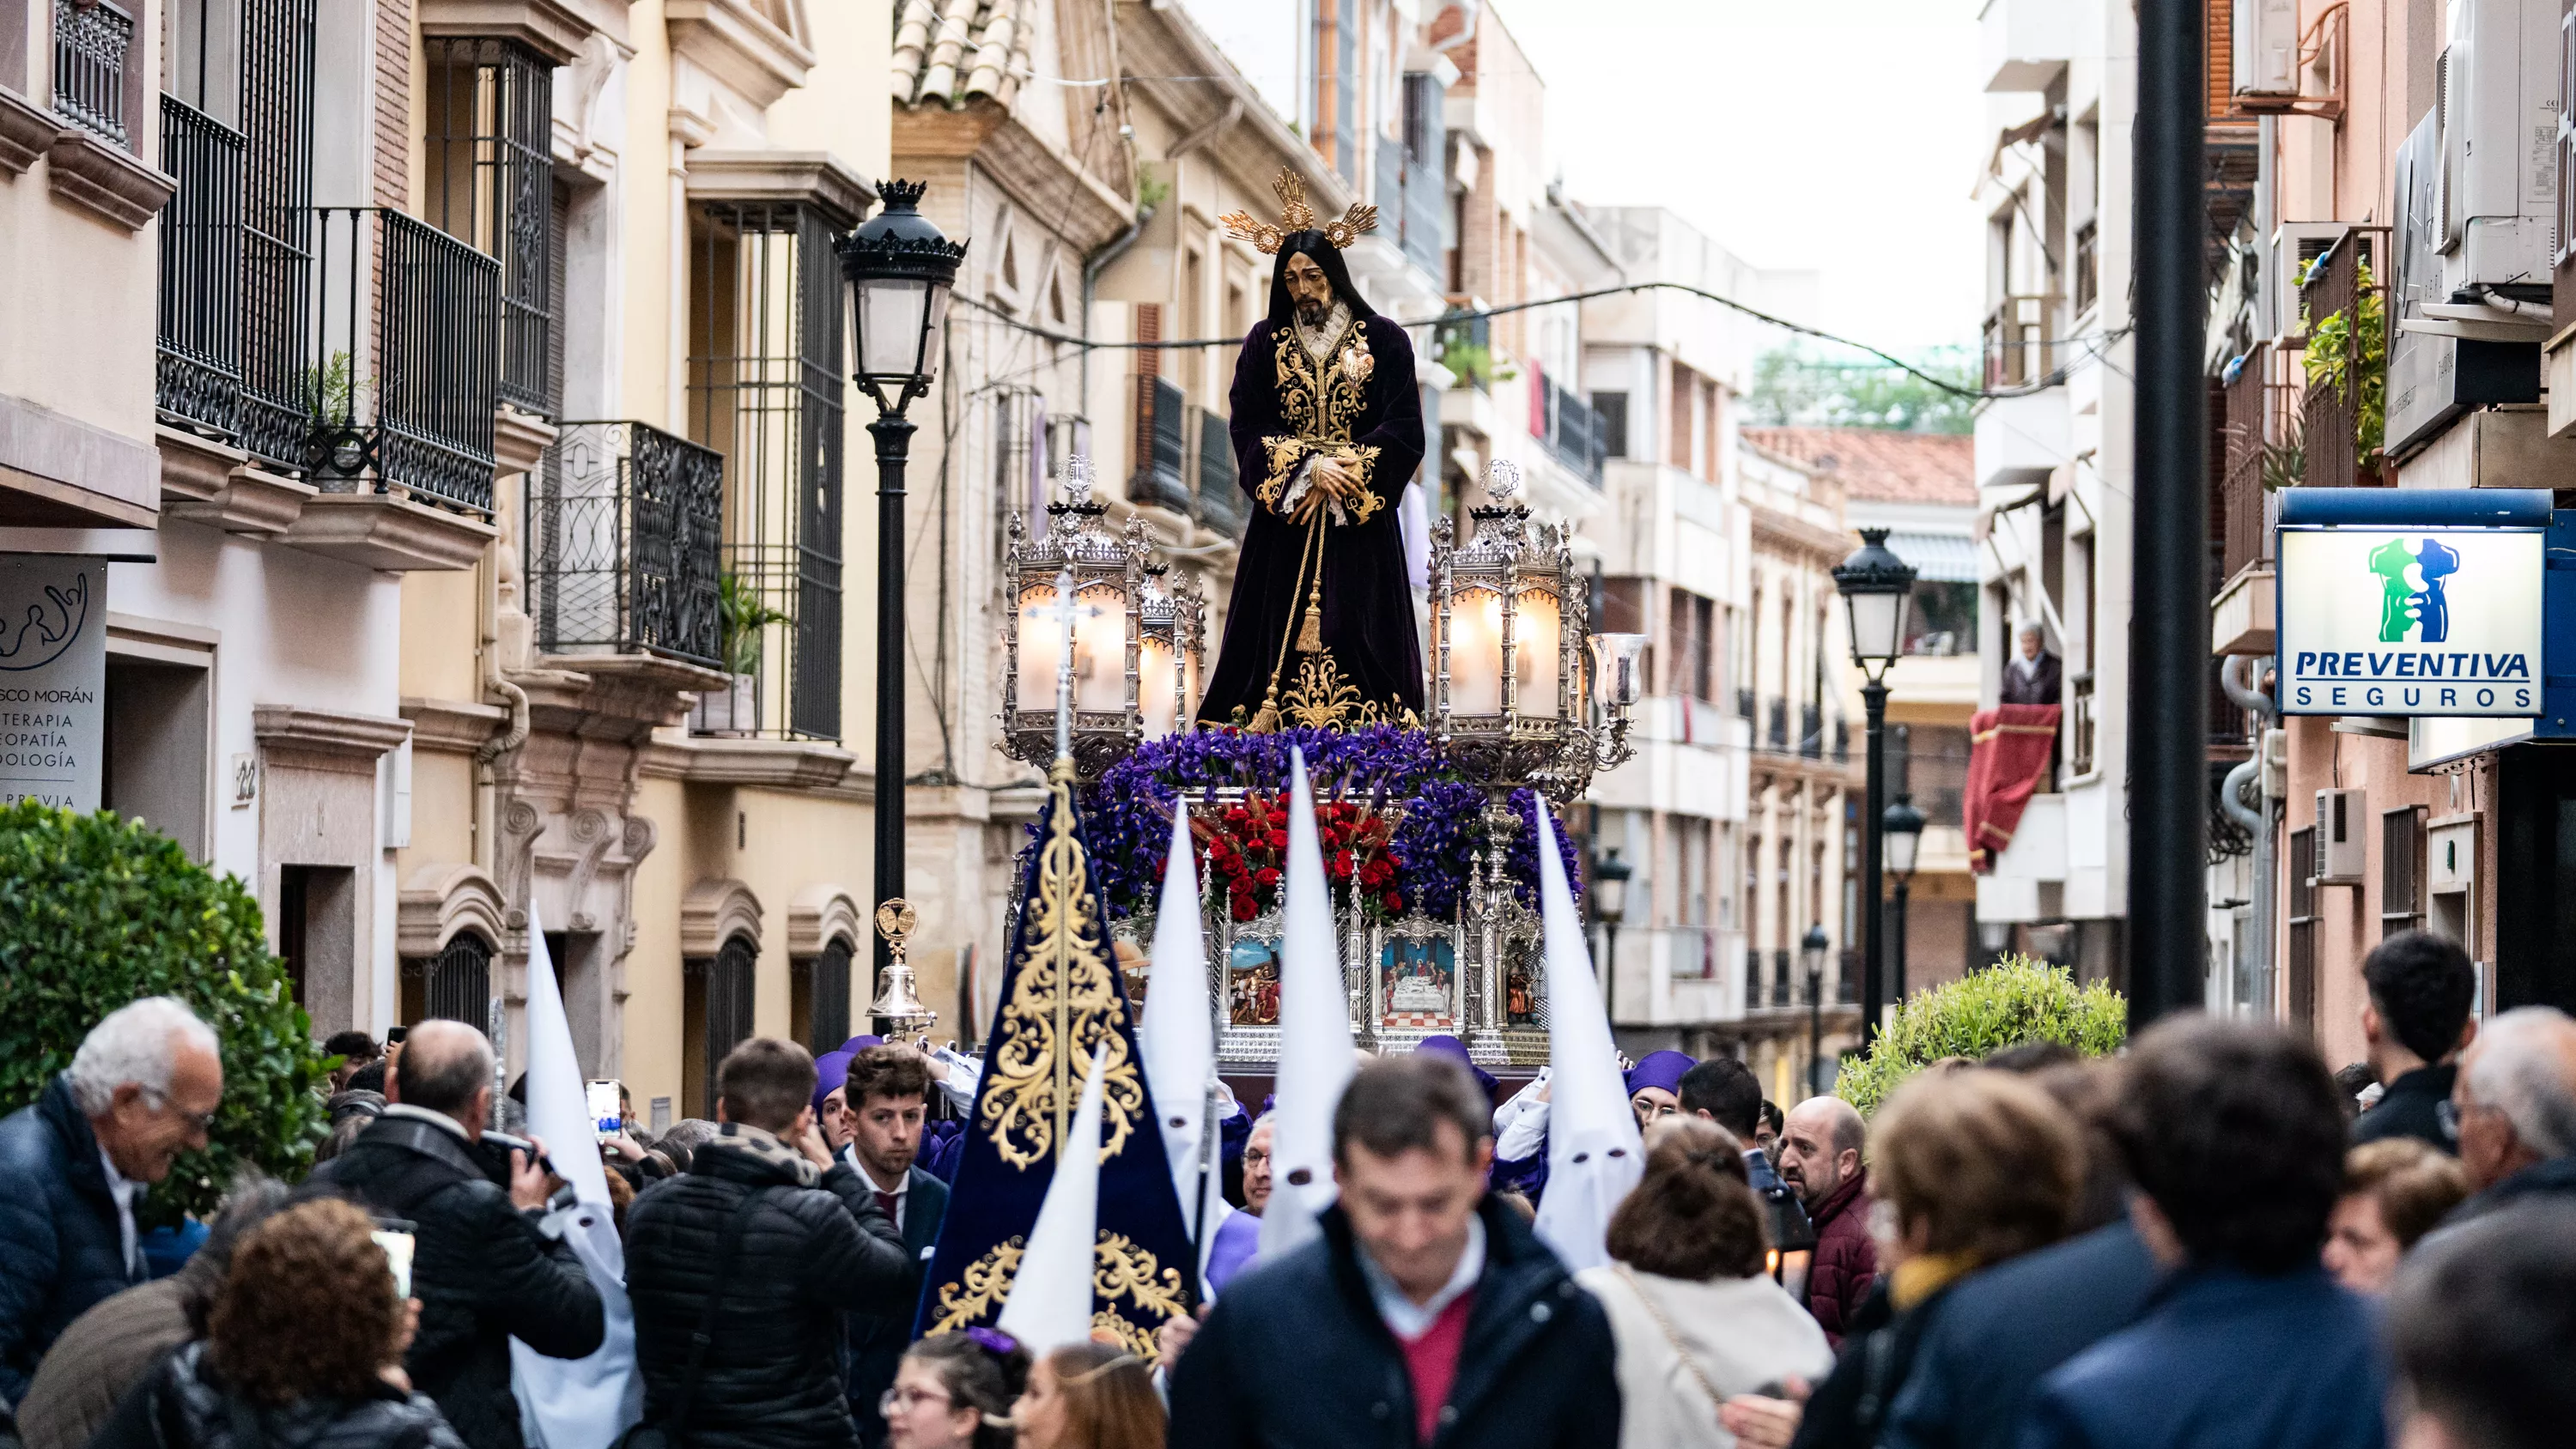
[1066,725,1583,924]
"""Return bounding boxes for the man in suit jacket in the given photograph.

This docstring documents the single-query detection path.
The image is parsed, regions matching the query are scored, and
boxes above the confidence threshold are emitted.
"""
[837,1046,951,1447]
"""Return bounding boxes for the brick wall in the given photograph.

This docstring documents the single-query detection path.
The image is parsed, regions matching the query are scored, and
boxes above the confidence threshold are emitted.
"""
[376,0,411,209]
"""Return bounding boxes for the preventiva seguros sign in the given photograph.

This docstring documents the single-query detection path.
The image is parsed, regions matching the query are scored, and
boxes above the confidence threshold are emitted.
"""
[2276,524,2542,718]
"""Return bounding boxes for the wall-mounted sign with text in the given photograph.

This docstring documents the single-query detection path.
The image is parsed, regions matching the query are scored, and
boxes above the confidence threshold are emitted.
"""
[2276,489,2549,719]
[0,555,106,810]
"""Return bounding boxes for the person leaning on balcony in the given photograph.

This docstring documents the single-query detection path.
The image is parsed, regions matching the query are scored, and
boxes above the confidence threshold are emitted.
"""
[2000,624,2062,706]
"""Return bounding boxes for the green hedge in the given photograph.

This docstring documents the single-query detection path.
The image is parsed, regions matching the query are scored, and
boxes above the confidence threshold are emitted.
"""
[1833,956,2127,1116]
[0,803,330,1222]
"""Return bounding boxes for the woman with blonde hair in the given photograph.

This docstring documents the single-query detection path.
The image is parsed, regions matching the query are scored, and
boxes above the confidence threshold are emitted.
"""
[1723,1070,2084,1449]
[2324,1137,2470,1294]
[1010,1342,1160,1449]
[90,1197,462,1449]
[1577,1117,1833,1448]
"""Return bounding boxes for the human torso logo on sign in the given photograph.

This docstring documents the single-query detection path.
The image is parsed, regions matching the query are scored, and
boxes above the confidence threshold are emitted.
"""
[2278,527,2542,718]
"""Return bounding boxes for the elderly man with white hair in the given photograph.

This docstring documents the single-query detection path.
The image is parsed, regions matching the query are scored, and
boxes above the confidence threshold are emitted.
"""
[0,997,223,1402]
[2444,1005,2576,1225]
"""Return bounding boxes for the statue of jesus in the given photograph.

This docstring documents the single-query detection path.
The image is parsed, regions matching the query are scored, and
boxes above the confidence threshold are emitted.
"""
[1195,169,1427,731]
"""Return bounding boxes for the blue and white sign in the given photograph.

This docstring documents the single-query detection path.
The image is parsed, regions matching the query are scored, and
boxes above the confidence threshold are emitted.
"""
[2277,489,2549,718]
[0,556,106,809]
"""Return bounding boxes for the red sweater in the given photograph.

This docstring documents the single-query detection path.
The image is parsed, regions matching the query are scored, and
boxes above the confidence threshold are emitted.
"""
[1396,1291,1478,1444]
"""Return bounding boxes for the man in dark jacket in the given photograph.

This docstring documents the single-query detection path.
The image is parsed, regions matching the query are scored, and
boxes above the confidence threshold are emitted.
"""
[626,1037,912,1449]
[1678,1059,1814,1267]
[1778,1095,1874,1345]
[308,1019,604,1449]
[0,997,225,1403]
[2386,1202,2576,1449]
[2352,930,2476,1152]
[1167,1054,1619,1449]
[2022,1018,2384,1449]
[835,1047,948,1448]
[2439,1006,2576,1228]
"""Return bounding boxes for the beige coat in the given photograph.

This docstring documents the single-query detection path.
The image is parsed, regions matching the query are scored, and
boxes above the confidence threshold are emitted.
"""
[1576,1264,1838,1449]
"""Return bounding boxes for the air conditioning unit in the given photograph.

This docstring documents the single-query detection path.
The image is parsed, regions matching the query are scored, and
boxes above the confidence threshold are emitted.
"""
[2436,0,2560,291]
[2233,0,2301,101]
[2315,790,2368,885]
[2389,106,2544,457]
[2269,222,2348,339]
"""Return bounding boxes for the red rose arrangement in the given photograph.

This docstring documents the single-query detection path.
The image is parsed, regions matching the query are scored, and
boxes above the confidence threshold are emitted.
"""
[1198,794,1405,922]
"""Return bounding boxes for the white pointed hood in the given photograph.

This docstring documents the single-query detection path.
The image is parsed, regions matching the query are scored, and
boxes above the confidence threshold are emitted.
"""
[1138,799,1223,1260]
[996,1044,1109,1357]
[1258,745,1357,1262]
[1528,800,1644,1272]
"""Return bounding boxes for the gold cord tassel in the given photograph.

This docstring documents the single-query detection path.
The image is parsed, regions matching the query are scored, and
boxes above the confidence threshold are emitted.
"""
[1296,595,1324,653]
[1248,687,1281,734]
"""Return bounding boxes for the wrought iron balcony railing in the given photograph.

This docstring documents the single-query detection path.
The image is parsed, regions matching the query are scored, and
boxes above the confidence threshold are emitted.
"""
[157,94,247,439]
[1800,702,1823,759]
[1193,406,1245,537]
[52,0,135,145]
[529,422,724,669]
[1535,370,1606,487]
[1765,696,1789,751]
[307,207,501,512]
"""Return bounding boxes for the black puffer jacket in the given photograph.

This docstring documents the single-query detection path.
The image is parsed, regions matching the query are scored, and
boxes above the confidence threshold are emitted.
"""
[625,1125,913,1449]
[1167,1196,1621,1449]
[89,1342,466,1449]
[307,1113,603,1449]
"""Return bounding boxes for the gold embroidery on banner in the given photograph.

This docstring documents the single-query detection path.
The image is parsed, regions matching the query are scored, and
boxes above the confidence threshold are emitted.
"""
[926,1239,1024,1333]
[980,768,1144,1170]
[925,1233,1187,1362]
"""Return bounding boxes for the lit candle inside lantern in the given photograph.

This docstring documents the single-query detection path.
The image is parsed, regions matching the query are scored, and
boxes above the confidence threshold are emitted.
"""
[1072,584,1127,713]
[1017,584,1065,706]
[1514,587,1561,718]
[1448,586,1505,717]
[1139,634,1178,737]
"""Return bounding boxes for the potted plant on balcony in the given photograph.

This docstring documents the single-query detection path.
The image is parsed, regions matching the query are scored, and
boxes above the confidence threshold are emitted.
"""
[697,573,787,735]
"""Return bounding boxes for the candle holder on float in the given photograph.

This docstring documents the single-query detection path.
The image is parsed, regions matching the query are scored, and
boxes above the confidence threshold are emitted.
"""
[1137,563,1206,742]
[999,458,1157,779]
[1427,460,1641,797]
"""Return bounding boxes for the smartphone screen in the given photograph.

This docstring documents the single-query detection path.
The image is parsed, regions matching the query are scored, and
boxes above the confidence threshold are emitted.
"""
[586,1080,623,1138]
[373,1227,416,1300]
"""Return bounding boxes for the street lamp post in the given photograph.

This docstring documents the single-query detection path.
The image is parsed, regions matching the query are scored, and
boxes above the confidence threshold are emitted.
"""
[1832,528,1916,1046]
[1883,794,1925,1005]
[1591,846,1632,1018]
[1801,923,1829,1096]
[837,180,966,1001]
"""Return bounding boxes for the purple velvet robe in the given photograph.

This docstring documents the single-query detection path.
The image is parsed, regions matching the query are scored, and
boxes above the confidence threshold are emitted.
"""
[1196,312,1427,727]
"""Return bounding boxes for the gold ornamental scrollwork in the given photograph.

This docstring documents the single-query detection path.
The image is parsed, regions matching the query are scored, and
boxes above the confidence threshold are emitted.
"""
[981,767,1145,1170]
[922,1232,1186,1362]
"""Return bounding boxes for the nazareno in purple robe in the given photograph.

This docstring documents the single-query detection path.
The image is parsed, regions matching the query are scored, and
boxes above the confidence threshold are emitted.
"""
[1195,312,1427,728]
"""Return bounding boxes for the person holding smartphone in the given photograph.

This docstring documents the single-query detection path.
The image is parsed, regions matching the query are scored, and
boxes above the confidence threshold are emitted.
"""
[310,1020,605,1449]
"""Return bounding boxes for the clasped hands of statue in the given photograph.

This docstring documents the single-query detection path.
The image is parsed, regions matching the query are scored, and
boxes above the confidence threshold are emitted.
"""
[1290,454,1368,524]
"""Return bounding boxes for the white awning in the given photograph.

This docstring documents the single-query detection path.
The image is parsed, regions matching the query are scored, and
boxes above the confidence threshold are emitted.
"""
[1885,530,1980,584]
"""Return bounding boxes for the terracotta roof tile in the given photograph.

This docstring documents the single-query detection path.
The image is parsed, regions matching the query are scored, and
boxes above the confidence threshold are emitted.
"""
[1741,427,1974,506]
[893,0,1033,109]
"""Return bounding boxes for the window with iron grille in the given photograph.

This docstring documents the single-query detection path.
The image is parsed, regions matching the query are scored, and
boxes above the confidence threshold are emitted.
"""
[793,937,855,1054]
[1194,406,1243,536]
[686,202,846,741]
[424,38,555,418]
[684,934,758,1118]
[2381,805,2427,936]
[236,0,318,473]
[400,931,495,1028]
[2287,826,2318,1024]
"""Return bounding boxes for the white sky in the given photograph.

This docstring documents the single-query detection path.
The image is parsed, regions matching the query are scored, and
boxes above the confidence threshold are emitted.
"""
[1494,0,1990,355]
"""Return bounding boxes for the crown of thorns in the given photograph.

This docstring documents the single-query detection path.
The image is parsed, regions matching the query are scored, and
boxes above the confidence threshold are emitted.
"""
[1219,167,1378,254]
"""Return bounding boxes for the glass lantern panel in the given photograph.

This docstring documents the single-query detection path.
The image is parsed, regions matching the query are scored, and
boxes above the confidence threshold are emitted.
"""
[1846,591,1906,664]
[1886,824,1921,876]
[920,285,952,383]
[1514,586,1561,718]
[857,277,931,381]
[1139,635,1179,737]
[1447,585,1505,717]
[1072,583,1128,713]
[1017,584,1067,708]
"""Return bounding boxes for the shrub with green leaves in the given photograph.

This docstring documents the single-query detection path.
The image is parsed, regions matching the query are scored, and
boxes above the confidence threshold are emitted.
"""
[0,803,330,1222]
[1833,956,2127,1116]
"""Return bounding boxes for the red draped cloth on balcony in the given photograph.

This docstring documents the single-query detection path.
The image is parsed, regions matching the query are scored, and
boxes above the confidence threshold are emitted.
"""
[1965,704,2062,875]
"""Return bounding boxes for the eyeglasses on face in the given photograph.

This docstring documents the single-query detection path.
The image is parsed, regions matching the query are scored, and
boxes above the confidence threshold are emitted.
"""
[879,1386,952,1418]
